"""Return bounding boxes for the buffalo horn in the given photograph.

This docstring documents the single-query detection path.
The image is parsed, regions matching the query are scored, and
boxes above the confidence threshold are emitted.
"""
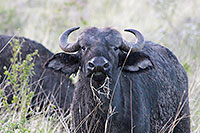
[120,29,144,52]
[59,27,80,52]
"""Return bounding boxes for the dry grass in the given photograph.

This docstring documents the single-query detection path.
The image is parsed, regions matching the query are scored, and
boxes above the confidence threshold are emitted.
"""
[0,0,200,132]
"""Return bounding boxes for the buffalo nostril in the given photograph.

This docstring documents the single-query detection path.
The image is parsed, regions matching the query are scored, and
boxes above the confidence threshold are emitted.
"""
[88,62,95,68]
[104,62,109,68]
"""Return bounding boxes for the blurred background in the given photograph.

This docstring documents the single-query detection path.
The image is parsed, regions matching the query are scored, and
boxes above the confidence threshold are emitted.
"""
[0,0,200,131]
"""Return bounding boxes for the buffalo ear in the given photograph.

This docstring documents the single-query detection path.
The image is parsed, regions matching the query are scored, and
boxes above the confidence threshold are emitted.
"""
[119,52,153,72]
[44,52,80,75]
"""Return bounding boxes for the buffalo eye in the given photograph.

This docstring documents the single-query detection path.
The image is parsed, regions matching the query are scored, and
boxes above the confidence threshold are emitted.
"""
[113,47,119,51]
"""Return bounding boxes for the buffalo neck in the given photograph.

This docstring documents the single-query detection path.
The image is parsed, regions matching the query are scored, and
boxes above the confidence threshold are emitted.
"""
[71,69,122,132]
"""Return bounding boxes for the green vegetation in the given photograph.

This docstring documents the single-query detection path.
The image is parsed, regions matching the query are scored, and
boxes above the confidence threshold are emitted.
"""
[0,38,36,132]
[0,39,69,132]
[0,0,200,132]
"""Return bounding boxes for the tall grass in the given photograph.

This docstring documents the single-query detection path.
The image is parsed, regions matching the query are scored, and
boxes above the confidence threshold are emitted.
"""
[0,38,71,132]
[0,0,200,132]
[0,38,36,132]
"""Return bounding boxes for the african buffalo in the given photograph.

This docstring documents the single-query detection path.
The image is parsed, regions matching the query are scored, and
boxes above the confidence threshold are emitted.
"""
[45,27,190,132]
[0,35,74,113]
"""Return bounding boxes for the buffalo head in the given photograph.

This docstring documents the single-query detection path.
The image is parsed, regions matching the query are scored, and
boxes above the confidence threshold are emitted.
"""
[45,27,152,85]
